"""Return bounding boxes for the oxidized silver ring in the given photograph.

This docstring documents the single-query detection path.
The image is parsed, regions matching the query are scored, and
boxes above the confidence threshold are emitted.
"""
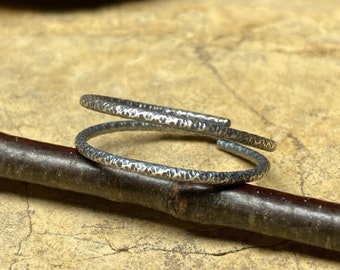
[75,95,275,185]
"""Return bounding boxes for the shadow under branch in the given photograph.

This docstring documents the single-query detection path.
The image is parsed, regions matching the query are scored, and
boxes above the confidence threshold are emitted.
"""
[1,177,340,261]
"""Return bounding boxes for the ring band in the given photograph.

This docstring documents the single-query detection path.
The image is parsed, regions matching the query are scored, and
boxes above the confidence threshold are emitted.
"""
[75,95,275,185]
[75,121,270,185]
[79,95,276,152]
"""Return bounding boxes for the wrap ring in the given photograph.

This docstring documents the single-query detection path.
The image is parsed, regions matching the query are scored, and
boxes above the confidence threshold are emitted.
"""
[75,95,275,186]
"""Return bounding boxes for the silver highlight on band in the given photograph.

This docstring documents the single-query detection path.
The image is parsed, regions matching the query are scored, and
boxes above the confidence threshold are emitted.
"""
[75,95,276,185]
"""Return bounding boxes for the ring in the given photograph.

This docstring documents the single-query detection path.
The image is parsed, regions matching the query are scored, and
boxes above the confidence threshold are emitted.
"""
[75,95,275,185]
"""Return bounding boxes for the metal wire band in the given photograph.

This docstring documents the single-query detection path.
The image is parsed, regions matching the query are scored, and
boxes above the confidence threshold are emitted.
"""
[80,95,276,151]
[75,121,270,185]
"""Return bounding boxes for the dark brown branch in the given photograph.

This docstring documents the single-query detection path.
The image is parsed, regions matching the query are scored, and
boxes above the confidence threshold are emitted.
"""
[0,132,339,251]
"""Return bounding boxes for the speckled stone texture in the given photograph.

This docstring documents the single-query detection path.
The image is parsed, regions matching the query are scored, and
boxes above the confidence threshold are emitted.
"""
[0,0,339,269]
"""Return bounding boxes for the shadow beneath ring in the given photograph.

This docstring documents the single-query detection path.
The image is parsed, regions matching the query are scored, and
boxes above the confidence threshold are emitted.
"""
[1,177,339,261]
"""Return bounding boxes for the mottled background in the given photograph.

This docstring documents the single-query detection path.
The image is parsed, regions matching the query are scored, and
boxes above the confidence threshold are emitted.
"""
[0,0,339,269]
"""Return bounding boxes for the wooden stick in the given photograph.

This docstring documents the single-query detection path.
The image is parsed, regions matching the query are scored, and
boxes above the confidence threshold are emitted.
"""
[0,132,339,251]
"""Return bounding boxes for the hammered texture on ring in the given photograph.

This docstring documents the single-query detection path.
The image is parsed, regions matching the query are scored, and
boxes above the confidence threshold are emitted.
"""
[75,95,276,186]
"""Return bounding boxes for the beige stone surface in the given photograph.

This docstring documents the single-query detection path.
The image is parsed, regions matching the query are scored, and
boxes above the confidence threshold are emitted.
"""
[0,0,339,269]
